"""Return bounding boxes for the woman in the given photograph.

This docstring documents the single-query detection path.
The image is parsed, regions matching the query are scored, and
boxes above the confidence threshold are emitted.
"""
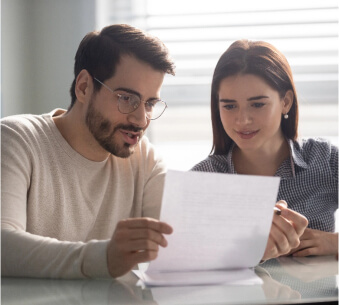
[192,40,338,259]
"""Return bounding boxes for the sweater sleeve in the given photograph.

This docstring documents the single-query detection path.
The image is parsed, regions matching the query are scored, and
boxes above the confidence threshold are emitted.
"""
[1,120,111,279]
[1,229,110,279]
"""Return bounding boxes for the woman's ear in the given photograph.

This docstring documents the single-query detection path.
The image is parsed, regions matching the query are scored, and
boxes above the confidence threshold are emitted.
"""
[282,90,294,114]
[75,69,93,104]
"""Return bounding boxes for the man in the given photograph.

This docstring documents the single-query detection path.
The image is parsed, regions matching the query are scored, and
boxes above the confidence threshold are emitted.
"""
[1,24,175,279]
[2,24,308,280]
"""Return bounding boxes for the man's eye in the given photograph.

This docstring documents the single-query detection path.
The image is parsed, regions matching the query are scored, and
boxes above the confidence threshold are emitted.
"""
[145,101,156,108]
[120,95,131,102]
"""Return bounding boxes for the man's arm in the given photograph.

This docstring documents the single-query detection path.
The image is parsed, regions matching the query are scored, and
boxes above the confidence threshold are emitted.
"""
[1,228,110,278]
[1,121,111,278]
[1,122,172,279]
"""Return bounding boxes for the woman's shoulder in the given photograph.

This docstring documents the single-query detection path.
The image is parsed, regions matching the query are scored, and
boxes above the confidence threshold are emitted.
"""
[292,137,338,171]
[191,154,230,173]
[295,137,337,156]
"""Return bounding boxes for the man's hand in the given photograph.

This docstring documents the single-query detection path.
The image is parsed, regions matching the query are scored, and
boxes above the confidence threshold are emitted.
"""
[262,201,308,261]
[289,228,338,257]
[107,218,173,278]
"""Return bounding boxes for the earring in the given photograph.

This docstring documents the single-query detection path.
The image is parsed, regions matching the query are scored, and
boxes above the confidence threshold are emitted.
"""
[284,113,289,119]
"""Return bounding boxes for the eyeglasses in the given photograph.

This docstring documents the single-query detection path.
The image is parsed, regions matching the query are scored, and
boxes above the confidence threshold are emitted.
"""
[94,78,167,120]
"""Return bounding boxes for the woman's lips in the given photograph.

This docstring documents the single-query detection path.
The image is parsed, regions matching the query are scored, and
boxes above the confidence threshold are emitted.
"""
[236,130,259,139]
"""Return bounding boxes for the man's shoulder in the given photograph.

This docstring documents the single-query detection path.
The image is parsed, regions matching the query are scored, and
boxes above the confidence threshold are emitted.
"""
[1,112,54,153]
[1,112,49,132]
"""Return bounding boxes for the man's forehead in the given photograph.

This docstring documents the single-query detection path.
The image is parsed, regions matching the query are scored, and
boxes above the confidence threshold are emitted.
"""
[108,56,165,98]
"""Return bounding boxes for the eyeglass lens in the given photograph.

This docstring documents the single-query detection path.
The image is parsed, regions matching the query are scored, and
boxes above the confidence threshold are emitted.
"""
[117,94,166,120]
[94,78,166,120]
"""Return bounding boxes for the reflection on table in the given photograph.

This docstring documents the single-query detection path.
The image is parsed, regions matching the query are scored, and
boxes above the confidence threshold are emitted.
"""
[2,255,338,305]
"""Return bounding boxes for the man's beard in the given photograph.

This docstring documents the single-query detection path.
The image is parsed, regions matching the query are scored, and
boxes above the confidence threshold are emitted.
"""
[85,99,143,158]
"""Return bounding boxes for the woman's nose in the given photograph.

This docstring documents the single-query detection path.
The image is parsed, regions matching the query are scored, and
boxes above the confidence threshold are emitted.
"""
[236,108,252,125]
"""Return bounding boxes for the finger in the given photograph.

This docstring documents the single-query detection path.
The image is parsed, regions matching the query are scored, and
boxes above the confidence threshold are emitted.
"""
[298,228,313,240]
[263,237,279,260]
[269,222,292,255]
[288,238,312,255]
[273,214,300,249]
[279,209,308,236]
[131,248,159,264]
[292,247,317,257]
[118,218,173,234]
[129,228,169,247]
[126,239,160,252]
[297,239,315,250]
[276,200,288,209]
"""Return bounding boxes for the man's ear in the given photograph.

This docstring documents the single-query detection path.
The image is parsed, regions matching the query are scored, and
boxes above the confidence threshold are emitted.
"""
[75,69,93,104]
[282,90,294,114]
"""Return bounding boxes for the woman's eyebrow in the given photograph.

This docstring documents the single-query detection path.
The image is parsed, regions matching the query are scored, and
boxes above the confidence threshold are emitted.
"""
[247,95,269,101]
[219,99,236,103]
[219,95,269,103]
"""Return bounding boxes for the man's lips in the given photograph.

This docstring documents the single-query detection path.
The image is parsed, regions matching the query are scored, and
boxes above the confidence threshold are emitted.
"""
[119,129,142,145]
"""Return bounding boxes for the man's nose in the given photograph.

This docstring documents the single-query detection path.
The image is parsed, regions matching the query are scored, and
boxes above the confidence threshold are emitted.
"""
[127,103,148,128]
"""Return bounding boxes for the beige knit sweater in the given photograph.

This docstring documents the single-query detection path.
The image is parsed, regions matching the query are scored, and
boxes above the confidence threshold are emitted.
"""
[1,109,166,279]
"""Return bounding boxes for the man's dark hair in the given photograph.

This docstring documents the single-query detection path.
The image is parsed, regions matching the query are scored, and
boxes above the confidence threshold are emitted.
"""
[69,24,175,109]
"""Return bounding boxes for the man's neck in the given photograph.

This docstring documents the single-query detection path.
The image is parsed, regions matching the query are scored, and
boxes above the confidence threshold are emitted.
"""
[52,104,110,162]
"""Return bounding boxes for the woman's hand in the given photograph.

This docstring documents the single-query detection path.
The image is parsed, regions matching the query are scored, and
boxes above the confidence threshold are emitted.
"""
[262,200,308,261]
[289,228,338,257]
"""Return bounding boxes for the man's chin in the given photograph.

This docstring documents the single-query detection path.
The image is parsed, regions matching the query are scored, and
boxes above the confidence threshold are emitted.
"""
[111,143,136,159]
[115,150,134,159]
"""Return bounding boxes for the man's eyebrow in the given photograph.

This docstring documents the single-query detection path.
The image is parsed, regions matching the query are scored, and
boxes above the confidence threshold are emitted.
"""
[114,87,160,101]
[114,87,141,98]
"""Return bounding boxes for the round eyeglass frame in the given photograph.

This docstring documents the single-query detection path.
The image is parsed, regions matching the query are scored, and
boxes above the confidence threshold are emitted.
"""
[94,78,167,120]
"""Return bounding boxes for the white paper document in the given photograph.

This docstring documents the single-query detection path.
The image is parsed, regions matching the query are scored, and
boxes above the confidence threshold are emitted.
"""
[135,170,280,286]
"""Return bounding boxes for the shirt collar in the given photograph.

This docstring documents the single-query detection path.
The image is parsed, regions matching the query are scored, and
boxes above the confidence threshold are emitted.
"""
[226,144,236,174]
[288,139,308,170]
[226,139,308,179]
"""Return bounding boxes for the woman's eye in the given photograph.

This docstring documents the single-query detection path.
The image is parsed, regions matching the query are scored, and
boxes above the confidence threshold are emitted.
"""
[253,103,265,108]
[223,104,236,110]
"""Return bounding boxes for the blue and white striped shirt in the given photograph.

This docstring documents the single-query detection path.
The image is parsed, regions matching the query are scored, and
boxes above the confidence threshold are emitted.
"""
[191,138,338,232]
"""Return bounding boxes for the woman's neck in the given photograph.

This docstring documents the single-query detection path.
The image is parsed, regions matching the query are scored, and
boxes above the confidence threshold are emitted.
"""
[232,138,290,176]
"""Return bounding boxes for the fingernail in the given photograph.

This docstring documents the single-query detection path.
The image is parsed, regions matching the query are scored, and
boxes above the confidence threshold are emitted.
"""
[277,200,288,208]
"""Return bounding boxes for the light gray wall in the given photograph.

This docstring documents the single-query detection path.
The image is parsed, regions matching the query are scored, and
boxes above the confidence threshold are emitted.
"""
[1,0,96,117]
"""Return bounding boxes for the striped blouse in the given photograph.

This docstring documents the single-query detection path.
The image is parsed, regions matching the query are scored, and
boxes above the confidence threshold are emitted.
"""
[191,138,338,232]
